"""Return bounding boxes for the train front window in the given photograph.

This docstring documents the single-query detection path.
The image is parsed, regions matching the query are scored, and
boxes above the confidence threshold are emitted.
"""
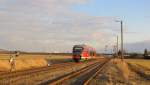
[73,47,83,53]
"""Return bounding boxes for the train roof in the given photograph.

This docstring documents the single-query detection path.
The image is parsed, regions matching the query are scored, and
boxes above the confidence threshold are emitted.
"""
[73,44,86,47]
[73,44,96,51]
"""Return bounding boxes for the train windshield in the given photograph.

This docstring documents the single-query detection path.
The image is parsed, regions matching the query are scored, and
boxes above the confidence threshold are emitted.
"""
[73,47,83,53]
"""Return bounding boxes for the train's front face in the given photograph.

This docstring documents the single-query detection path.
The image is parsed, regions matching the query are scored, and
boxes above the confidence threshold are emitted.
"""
[72,46,83,62]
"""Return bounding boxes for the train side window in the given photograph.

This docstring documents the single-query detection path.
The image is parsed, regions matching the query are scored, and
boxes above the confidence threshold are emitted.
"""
[90,51,92,56]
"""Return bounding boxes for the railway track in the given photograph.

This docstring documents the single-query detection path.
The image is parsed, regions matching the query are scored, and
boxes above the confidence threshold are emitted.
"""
[41,59,110,85]
[84,59,109,85]
[0,62,77,85]
[0,59,100,85]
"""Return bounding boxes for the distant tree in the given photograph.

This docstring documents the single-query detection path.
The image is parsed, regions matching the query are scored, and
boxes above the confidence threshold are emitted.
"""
[130,53,138,59]
[144,49,149,59]
[118,50,121,56]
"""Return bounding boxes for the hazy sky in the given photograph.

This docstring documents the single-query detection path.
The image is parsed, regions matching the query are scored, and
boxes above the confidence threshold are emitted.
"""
[0,0,149,53]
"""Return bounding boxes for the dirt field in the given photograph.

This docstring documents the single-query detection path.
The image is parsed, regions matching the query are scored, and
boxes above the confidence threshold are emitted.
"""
[0,53,72,72]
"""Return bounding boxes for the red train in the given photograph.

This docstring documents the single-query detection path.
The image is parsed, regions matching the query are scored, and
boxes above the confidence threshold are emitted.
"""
[72,45,96,62]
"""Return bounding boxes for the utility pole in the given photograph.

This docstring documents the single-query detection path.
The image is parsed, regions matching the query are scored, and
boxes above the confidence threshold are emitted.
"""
[120,21,124,61]
[116,35,119,57]
[116,20,124,61]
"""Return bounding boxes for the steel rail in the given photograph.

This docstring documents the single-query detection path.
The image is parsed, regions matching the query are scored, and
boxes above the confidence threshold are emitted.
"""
[48,59,109,85]
[83,59,110,85]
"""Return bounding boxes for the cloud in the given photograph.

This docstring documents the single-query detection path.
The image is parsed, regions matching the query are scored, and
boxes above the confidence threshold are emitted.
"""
[0,0,118,52]
[125,40,150,53]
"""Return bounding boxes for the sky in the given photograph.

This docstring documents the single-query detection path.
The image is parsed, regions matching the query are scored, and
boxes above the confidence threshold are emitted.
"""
[0,0,149,53]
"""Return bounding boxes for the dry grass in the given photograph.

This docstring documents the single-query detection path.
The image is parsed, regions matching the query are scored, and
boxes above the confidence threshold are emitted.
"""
[0,54,11,60]
[125,59,150,85]
[126,59,150,81]
[0,57,48,72]
[113,59,130,80]
[90,59,130,85]
[0,53,71,72]
[125,59,150,69]
[0,54,71,60]
[0,60,11,71]
[15,57,48,70]
[90,59,150,85]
